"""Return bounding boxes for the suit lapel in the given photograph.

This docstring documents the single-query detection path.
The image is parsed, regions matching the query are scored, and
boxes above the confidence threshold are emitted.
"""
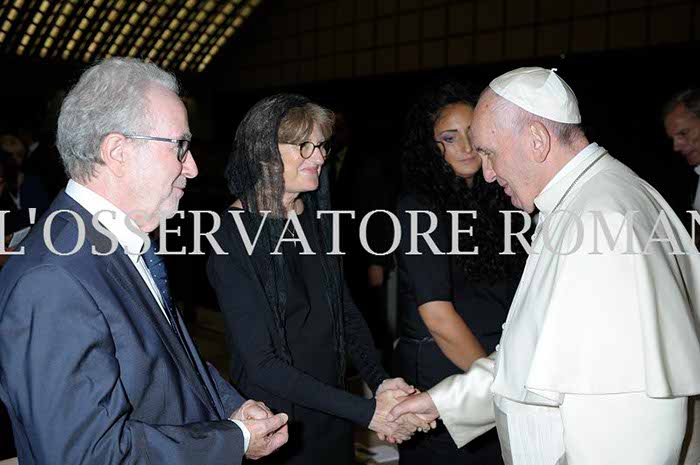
[56,193,220,417]
[104,253,218,417]
[175,311,227,418]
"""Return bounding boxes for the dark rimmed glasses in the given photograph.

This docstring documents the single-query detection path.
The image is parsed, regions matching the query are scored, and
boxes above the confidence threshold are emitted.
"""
[282,140,332,159]
[123,134,191,162]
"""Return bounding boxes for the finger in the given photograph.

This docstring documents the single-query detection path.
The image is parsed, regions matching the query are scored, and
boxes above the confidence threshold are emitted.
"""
[275,424,289,440]
[260,413,289,435]
[265,428,289,454]
[401,414,430,432]
[256,401,273,415]
[246,405,271,420]
[392,377,416,395]
[377,433,386,441]
[430,420,437,429]
[396,423,417,437]
[249,402,273,419]
[399,421,418,434]
[387,398,414,422]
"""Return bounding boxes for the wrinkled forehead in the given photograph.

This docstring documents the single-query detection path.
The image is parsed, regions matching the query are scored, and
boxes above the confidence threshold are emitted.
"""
[469,91,500,145]
[145,85,189,131]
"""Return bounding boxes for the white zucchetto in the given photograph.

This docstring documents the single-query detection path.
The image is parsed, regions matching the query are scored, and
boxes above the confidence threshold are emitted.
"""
[489,67,581,124]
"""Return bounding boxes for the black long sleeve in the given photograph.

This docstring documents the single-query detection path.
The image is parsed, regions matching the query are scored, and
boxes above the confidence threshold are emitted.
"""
[343,281,389,392]
[208,242,377,428]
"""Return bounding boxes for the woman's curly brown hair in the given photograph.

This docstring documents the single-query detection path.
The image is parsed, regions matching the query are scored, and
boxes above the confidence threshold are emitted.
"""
[401,81,528,283]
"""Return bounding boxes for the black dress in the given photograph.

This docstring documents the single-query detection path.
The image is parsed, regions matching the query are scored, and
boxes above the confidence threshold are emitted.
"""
[208,207,388,465]
[393,193,520,465]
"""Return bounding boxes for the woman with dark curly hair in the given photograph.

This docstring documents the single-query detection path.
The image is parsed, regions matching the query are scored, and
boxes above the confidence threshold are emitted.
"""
[394,82,527,465]
[207,94,432,465]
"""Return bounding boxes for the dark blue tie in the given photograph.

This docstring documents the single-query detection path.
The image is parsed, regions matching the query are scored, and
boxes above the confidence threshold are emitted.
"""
[142,246,174,312]
[142,246,194,357]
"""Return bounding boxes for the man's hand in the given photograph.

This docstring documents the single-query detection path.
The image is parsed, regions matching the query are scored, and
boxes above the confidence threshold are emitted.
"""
[242,413,289,460]
[370,389,435,444]
[387,391,439,425]
[375,377,415,397]
[231,399,273,421]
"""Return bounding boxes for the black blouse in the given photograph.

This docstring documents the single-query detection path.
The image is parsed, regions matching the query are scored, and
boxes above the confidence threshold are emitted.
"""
[396,193,518,353]
[207,207,388,427]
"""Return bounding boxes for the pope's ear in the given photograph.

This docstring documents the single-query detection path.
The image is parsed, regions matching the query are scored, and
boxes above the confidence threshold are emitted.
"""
[100,133,128,177]
[529,121,550,163]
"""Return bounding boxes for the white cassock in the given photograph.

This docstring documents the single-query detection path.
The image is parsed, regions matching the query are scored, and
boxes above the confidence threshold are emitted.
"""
[429,143,700,465]
[694,166,700,213]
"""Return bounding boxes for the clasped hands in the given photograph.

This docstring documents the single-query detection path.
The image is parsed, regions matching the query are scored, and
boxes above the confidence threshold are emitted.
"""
[369,378,439,444]
[230,399,289,460]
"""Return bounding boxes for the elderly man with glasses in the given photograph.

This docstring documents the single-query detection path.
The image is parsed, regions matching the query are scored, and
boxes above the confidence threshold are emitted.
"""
[0,58,288,465]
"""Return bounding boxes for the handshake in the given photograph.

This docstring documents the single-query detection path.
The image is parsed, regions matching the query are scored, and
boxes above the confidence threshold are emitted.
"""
[226,377,442,460]
[369,378,441,444]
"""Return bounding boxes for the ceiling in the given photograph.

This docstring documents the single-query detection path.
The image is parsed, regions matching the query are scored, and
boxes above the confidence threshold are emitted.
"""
[0,0,261,73]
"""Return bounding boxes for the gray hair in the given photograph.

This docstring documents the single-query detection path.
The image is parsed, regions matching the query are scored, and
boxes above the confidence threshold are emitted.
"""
[489,90,584,146]
[278,102,335,144]
[57,57,179,182]
[663,88,700,120]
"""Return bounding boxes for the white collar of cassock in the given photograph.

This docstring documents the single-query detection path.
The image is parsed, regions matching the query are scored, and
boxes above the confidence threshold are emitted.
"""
[533,142,602,216]
[694,165,700,175]
[65,179,145,260]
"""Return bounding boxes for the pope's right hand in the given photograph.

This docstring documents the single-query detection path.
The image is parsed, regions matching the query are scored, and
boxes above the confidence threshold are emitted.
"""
[387,391,439,426]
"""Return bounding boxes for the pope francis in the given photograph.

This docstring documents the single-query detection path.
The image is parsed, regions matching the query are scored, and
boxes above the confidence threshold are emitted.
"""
[388,67,700,465]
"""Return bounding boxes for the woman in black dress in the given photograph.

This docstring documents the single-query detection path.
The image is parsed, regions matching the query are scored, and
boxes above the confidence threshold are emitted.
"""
[207,94,430,465]
[394,82,526,465]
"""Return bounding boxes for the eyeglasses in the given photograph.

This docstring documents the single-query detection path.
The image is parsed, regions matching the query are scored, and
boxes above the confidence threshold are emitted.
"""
[282,140,332,159]
[123,134,191,162]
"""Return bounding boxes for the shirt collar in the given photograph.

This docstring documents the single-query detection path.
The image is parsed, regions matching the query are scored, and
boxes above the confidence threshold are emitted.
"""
[694,165,700,176]
[65,179,145,259]
[534,142,603,215]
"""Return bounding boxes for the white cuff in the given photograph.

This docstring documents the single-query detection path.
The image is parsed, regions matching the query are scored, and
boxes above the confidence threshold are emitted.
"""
[230,419,250,453]
[428,354,497,448]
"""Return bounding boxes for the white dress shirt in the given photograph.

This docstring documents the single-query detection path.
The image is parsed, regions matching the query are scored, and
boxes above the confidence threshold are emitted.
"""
[65,180,170,323]
[65,180,250,452]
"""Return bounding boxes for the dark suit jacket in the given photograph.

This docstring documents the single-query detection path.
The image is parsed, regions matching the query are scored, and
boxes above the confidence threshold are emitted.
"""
[0,192,246,465]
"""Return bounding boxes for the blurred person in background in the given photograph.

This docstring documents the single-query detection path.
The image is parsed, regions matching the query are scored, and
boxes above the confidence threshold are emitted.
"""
[17,118,67,200]
[0,133,50,217]
[662,86,700,465]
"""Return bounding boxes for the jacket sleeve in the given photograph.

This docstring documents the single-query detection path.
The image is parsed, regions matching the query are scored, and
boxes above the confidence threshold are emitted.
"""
[0,265,245,465]
[207,248,376,428]
[206,362,246,417]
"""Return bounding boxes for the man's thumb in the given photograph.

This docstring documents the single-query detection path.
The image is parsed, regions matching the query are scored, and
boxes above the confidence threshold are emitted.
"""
[387,402,408,422]
[262,413,288,435]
